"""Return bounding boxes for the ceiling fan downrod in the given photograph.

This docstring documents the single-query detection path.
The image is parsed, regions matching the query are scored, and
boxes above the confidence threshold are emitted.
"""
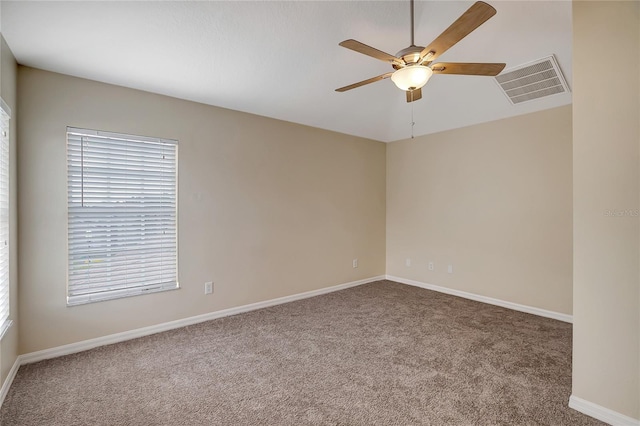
[410,0,415,46]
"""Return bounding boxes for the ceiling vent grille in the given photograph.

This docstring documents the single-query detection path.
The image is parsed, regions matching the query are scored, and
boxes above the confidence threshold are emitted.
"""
[495,56,570,105]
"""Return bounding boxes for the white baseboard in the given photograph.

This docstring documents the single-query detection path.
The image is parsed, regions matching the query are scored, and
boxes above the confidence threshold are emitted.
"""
[6,274,635,426]
[0,356,21,408]
[19,275,385,365]
[569,395,639,426]
[385,275,573,323]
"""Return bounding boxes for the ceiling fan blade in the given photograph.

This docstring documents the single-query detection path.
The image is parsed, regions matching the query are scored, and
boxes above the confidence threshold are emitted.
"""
[335,72,394,92]
[419,1,497,63]
[406,88,422,103]
[339,39,404,66]
[431,62,505,76]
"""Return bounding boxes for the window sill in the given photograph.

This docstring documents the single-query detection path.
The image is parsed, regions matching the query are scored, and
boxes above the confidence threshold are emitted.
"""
[67,283,180,307]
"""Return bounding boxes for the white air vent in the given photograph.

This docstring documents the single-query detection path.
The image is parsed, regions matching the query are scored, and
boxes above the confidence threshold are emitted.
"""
[495,56,570,105]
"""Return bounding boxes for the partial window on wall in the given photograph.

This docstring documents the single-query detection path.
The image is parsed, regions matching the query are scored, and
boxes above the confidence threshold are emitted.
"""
[66,128,178,305]
[0,100,11,339]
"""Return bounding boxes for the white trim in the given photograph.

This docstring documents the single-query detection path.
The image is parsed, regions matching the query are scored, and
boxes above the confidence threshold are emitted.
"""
[0,356,21,408]
[569,395,639,426]
[0,319,13,341]
[20,275,385,365]
[0,98,10,118]
[385,275,573,323]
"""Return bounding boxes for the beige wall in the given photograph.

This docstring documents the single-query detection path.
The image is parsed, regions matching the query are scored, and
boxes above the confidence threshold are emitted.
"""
[0,34,18,392]
[10,4,640,419]
[387,106,573,315]
[572,1,639,420]
[17,67,386,354]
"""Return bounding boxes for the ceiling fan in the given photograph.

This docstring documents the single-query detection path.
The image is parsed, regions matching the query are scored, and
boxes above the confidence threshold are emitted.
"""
[336,0,505,103]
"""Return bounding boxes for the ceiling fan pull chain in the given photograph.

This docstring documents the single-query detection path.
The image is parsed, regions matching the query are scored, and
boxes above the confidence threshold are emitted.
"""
[411,102,415,139]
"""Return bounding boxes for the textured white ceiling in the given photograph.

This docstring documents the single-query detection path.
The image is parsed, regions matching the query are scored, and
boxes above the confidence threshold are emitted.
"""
[1,1,572,142]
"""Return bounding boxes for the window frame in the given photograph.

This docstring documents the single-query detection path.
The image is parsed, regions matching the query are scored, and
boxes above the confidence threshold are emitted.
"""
[0,98,11,339]
[66,127,179,306]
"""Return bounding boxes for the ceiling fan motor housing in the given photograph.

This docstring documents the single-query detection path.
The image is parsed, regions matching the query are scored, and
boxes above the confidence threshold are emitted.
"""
[393,46,425,69]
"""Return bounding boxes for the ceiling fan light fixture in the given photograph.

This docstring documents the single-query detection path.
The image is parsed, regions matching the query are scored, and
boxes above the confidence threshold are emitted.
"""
[391,65,433,91]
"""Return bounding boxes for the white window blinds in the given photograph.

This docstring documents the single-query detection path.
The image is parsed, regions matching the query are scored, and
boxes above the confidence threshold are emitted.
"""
[0,102,10,337]
[67,127,178,306]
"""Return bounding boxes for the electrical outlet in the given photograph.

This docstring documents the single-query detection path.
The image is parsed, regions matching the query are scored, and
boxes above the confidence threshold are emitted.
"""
[204,281,213,295]
[352,259,358,268]
[405,258,411,267]
[448,265,453,274]
[428,262,434,271]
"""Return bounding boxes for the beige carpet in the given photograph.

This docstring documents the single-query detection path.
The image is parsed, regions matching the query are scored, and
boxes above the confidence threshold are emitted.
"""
[1,280,603,425]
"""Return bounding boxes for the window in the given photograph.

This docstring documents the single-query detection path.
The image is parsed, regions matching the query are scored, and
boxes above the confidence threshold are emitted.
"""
[66,128,178,305]
[0,100,10,338]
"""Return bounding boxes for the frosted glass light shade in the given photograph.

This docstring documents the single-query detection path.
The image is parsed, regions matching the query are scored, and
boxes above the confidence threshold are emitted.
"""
[391,66,433,91]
